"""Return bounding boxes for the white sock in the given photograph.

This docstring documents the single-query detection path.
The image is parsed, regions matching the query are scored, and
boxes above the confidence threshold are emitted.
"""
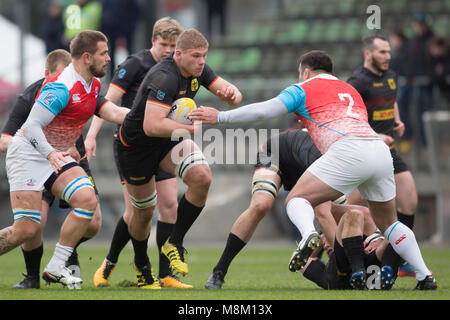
[46,242,73,270]
[384,221,431,281]
[286,198,316,238]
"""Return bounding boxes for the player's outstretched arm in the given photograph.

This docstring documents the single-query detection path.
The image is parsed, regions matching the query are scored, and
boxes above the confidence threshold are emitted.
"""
[85,85,125,161]
[97,101,129,125]
[190,98,288,124]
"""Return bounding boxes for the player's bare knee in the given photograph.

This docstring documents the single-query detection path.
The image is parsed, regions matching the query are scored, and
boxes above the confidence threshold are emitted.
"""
[250,195,272,216]
[185,165,211,191]
[343,209,364,227]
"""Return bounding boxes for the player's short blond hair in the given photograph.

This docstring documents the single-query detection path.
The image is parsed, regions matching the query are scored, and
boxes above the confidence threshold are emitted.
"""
[176,29,209,51]
[153,17,183,41]
[45,49,71,74]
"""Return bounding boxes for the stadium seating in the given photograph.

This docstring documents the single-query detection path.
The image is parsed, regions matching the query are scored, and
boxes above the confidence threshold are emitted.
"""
[198,0,449,109]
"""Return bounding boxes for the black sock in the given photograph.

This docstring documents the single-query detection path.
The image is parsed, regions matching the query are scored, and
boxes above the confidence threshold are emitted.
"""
[156,221,174,278]
[169,194,204,245]
[342,236,365,274]
[381,243,403,273]
[22,243,43,279]
[106,216,131,264]
[213,233,247,276]
[74,237,90,250]
[131,235,150,269]
[397,211,415,230]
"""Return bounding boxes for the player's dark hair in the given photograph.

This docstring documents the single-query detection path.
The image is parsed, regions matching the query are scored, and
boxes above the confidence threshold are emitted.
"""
[70,30,108,59]
[45,49,71,73]
[362,34,388,51]
[299,50,333,73]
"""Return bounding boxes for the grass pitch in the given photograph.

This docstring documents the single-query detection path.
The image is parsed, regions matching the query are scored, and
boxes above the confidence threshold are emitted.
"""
[0,244,449,301]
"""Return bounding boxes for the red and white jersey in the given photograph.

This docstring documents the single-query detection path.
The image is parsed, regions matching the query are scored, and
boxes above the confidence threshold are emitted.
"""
[37,63,103,152]
[278,74,378,153]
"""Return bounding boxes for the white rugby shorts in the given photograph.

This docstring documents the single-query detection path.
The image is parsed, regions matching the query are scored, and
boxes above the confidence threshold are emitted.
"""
[307,137,396,202]
[6,136,76,192]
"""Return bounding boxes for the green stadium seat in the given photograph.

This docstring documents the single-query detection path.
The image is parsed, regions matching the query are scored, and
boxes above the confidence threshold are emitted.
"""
[206,49,226,71]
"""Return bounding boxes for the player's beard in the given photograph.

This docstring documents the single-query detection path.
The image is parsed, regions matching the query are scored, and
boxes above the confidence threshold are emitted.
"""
[371,57,389,73]
[90,63,107,78]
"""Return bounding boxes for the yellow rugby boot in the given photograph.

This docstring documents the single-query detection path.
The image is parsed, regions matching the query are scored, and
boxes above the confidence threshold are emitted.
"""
[134,264,161,290]
[93,259,116,287]
[161,240,188,276]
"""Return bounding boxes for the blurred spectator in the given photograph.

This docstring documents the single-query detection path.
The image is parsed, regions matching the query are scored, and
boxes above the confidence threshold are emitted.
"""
[203,0,228,40]
[428,36,450,106]
[408,13,434,146]
[41,2,68,53]
[389,29,413,144]
[63,0,102,41]
[100,0,140,78]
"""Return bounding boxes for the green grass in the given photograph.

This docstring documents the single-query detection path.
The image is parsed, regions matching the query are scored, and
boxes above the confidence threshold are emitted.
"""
[0,244,449,300]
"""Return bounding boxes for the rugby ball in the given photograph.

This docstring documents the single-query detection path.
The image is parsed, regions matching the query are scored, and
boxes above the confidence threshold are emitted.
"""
[167,97,197,124]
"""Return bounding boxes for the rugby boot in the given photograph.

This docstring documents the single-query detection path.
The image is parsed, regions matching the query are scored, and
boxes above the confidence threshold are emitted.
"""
[12,273,40,289]
[380,265,396,290]
[160,273,193,288]
[205,270,225,290]
[42,264,82,289]
[134,263,161,289]
[66,250,80,278]
[161,240,188,275]
[349,271,366,290]
[414,275,437,290]
[93,259,116,287]
[289,231,322,272]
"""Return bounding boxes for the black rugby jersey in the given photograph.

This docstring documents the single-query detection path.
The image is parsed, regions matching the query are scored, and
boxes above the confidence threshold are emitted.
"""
[258,129,322,191]
[347,66,398,137]
[120,52,219,145]
[110,49,157,109]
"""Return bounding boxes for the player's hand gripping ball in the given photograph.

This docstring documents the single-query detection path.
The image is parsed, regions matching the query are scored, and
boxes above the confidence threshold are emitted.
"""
[167,97,197,125]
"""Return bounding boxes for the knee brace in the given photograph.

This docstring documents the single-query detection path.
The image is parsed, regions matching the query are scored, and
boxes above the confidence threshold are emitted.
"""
[61,176,94,203]
[13,208,41,223]
[251,177,279,198]
[129,191,157,209]
[175,151,208,179]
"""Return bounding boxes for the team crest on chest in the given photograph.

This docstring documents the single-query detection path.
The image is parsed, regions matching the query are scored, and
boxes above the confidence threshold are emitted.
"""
[387,78,396,90]
[191,78,199,92]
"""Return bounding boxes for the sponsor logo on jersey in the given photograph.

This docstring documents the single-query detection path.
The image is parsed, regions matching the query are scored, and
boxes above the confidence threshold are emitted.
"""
[72,93,81,103]
[156,90,166,101]
[42,92,57,107]
[118,68,127,79]
[373,108,394,120]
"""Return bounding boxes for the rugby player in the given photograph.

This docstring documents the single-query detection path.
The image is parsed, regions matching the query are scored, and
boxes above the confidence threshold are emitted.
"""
[112,29,242,289]
[204,129,383,289]
[0,30,129,289]
[347,35,419,278]
[190,50,436,290]
[0,49,102,288]
[86,17,193,289]
[301,208,389,290]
